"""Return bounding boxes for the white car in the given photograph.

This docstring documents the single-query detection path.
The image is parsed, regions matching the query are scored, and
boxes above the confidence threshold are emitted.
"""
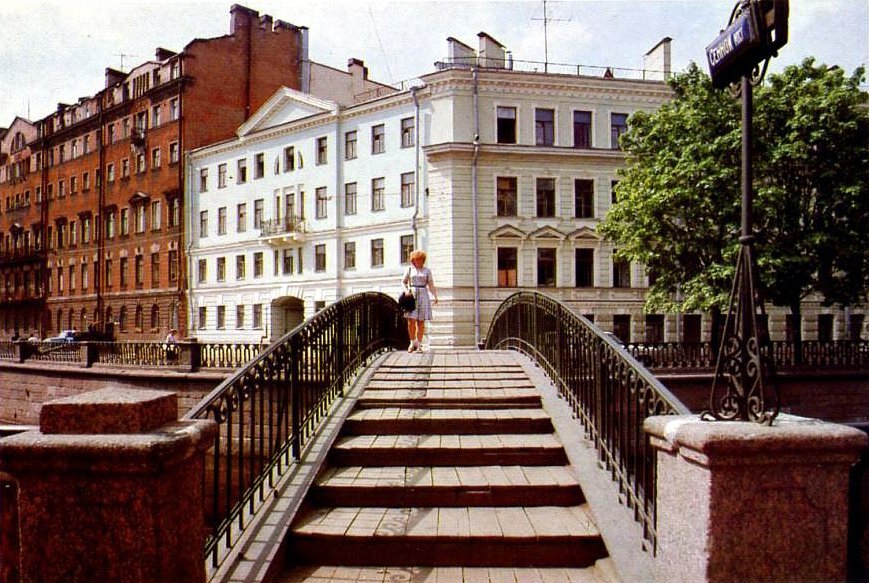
[43,330,80,344]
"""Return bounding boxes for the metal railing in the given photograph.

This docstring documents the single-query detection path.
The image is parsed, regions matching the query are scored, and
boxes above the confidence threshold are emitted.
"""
[485,291,690,551]
[199,342,268,369]
[183,292,407,566]
[625,340,869,370]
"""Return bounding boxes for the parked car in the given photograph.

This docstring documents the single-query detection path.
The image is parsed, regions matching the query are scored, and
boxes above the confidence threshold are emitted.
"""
[43,330,80,344]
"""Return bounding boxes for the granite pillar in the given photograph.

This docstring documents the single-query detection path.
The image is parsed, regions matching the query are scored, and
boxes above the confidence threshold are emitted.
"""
[646,414,867,583]
[0,387,217,583]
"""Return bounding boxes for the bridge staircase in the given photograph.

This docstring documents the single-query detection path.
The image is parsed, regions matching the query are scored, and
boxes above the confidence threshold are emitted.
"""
[277,349,618,583]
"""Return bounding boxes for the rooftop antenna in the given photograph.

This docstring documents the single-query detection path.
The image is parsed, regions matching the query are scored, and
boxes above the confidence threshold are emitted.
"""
[114,53,139,71]
[531,0,571,73]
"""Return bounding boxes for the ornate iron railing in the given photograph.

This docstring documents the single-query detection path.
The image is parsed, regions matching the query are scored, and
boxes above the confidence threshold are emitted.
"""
[625,340,869,370]
[199,342,267,369]
[92,341,176,367]
[485,291,690,552]
[184,292,407,567]
[0,341,14,360]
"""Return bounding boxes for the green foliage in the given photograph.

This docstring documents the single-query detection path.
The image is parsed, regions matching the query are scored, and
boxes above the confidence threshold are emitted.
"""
[599,59,869,313]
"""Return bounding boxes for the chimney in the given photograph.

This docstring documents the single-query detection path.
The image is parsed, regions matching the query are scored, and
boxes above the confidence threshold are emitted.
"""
[477,32,506,69]
[347,58,369,81]
[105,68,126,88]
[155,48,177,61]
[643,37,672,81]
[447,36,476,67]
[260,14,273,30]
[229,4,259,35]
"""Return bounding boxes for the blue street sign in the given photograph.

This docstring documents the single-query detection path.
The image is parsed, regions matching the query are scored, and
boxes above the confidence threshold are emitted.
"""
[706,8,762,88]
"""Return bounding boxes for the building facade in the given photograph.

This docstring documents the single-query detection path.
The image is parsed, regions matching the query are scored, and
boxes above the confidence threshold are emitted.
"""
[0,4,308,340]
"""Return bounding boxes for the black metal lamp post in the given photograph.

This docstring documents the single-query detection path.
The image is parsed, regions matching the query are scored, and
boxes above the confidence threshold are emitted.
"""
[703,0,788,424]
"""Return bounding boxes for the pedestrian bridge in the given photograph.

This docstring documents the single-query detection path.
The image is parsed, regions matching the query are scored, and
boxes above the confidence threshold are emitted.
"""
[186,291,689,583]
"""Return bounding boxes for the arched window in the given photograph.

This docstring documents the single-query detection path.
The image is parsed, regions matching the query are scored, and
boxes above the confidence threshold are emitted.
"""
[150,304,160,330]
[105,306,113,324]
[80,308,87,330]
[135,305,144,331]
[119,306,127,332]
[56,309,63,332]
[67,309,73,331]
[170,302,179,330]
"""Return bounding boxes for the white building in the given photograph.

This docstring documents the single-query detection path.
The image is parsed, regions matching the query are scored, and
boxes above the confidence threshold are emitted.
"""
[187,33,865,346]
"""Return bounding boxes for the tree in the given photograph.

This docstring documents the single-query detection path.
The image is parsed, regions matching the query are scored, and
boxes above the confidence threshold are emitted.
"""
[600,59,869,336]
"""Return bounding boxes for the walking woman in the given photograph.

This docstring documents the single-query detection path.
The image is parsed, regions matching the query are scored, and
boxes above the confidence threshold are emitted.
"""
[402,249,438,352]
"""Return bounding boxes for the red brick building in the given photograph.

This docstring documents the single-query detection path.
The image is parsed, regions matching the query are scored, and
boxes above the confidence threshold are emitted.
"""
[0,4,307,340]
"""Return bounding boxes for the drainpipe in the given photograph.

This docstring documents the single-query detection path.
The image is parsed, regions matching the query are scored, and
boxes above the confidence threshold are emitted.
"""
[471,68,481,349]
[411,85,421,248]
[334,108,343,300]
[183,151,195,333]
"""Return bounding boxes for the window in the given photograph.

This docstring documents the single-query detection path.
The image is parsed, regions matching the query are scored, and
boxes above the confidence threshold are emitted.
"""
[58,179,65,198]
[236,254,246,280]
[135,255,144,286]
[613,258,631,288]
[68,265,75,291]
[316,137,328,165]
[254,199,264,229]
[536,178,556,217]
[198,259,207,283]
[217,257,226,281]
[135,205,146,233]
[150,201,161,231]
[400,172,415,208]
[850,314,865,341]
[236,305,245,329]
[216,306,225,330]
[371,124,385,154]
[315,244,326,272]
[254,251,263,277]
[646,315,665,343]
[575,179,594,218]
[282,249,294,274]
[136,153,146,174]
[233,203,248,233]
[81,264,88,290]
[683,314,702,343]
[169,142,179,163]
[496,106,517,144]
[371,238,384,267]
[168,250,178,283]
[400,235,414,264]
[151,253,160,287]
[613,315,631,343]
[151,147,161,169]
[401,117,415,148]
[496,177,517,217]
[253,304,263,329]
[70,176,77,195]
[218,207,227,235]
[148,105,159,128]
[170,98,179,121]
[498,247,518,287]
[315,187,328,219]
[237,158,247,183]
[105,259,113,288]
[254,152,264,179]
[535,108,555,146]
[344,131,357,160]
[120,208,129,235]
[199,211,208,237]
[199,168,208,192]
[84,171,92,191]
[611,180,620,204]
[218,163,227,188]
[818,314,834,342]
[83,217,91,243]
[344,241,356,270]
[537,248,556,287]
[344,182,357,216]
[611,113,628,149]
[575,249,594,287]
[121,158,130,178]
[573,110,592,148]
[198,307,207,330]
[135,305,144,331]
[169,198,180,228]
[371,177,385,211]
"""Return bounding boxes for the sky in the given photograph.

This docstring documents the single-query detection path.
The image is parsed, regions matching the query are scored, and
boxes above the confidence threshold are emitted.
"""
[1,0,867,124]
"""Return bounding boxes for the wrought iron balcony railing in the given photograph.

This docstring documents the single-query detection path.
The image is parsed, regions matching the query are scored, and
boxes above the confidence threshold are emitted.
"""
[259,216,307,244]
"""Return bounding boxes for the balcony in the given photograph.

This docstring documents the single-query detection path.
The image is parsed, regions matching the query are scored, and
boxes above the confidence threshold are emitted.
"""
[259,216,307,246]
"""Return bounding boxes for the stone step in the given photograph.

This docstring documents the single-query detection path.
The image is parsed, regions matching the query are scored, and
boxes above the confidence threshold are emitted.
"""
[279,562,619,583]
[310,465,584,507]
[288,505,607,568]
[357,388,541,409]
[343,407,553,435]
[329,434,568,467]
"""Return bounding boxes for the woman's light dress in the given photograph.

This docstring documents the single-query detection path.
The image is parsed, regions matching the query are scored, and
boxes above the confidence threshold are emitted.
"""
[403,265,434,321]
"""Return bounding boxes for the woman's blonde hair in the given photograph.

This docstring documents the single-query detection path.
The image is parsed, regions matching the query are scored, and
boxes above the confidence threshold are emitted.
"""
[409,249,427,264]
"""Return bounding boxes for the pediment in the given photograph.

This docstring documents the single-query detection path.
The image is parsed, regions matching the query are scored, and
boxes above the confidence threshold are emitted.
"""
[528,225,566,240]
[237,87,337,136]
[567,226,602,241]
[488,224,526,240]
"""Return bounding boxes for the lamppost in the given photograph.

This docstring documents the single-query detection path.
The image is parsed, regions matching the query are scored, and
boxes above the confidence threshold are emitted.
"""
[703,0,788,424]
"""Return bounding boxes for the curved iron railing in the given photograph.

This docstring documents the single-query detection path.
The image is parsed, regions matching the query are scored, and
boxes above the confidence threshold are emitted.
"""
[199,342,267,369]
[184,292,407,567]
[485,291,690,551]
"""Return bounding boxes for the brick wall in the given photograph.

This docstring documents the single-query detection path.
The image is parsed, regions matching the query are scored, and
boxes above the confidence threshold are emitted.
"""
[0,363,227,425]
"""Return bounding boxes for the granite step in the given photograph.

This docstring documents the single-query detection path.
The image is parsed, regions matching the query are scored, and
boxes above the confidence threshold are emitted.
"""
[356,388,541,409]
[342,407,553,435]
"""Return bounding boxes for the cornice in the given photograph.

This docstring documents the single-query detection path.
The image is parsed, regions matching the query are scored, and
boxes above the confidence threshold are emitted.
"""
[424,142,627,164]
